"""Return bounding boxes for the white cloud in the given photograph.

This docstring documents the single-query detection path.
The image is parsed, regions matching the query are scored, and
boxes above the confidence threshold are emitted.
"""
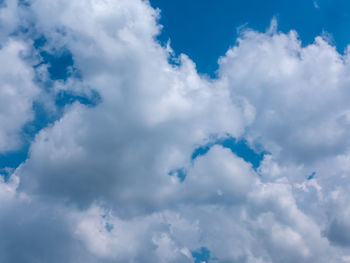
[0,0,350,262]
[0,0,21,43]
[218,29,350,164]
[16,0,246,215]
[0,39,39,153]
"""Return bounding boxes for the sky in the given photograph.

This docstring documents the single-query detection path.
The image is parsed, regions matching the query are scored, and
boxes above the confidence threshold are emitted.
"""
[150,0,350,75]
[1,0,350,262]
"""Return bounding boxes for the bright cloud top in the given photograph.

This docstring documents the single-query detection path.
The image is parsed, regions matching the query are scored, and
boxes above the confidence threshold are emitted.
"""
[1,0,350,262]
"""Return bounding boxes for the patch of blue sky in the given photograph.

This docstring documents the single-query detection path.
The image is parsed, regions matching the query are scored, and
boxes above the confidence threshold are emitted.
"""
[33,36,79,81]
[307,171,317,180]
[105,223,114,233]
[169,135,265,182]
[39,49,75,81]
[18,0,30,7]
[168,168,187,182]
[191,247,211,263]
[55,90,101,108]
[150,0,350,77]
[192,136,265,170]
[0,152,26,181]
[32,36,101,107]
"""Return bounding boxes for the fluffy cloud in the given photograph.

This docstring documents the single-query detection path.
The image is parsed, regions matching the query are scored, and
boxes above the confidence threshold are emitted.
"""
[17,0,246,215]
[0,39,39,152]
[1,0,350,262]
[218,26,350,164]
[217,26,350,254]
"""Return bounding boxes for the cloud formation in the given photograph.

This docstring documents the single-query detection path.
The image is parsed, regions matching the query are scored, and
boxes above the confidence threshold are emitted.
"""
[0,40,39,152]
[1,0,350,262]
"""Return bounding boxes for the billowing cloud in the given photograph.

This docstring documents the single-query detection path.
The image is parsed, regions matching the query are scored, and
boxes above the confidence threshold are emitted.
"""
[218,26,350,164]
[1,0,350,262]
[0,39,39,152]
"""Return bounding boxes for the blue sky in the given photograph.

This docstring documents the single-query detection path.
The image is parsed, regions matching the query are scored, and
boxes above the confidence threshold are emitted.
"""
[2,0,350,262]
[151,0,350,75]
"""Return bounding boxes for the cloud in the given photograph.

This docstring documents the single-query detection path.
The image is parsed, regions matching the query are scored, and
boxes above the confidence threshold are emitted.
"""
[218,29,350,164]
[0,0,21,43]
[0,39,39,153]
[1,0,350,262]
[16,0,246,215]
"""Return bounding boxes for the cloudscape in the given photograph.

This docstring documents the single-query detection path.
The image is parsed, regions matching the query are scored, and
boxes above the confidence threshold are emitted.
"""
[1,0,350,262]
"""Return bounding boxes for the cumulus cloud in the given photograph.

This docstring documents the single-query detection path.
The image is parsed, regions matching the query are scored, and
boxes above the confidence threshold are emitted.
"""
[1,0,350,262]
[0,39,39,152]
[218,28,350,164]
[17,0,246,215]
